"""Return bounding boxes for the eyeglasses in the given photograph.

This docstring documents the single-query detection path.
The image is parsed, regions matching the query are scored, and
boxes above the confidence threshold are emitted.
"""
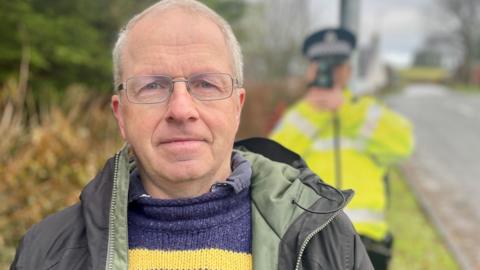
[117,73,238,104]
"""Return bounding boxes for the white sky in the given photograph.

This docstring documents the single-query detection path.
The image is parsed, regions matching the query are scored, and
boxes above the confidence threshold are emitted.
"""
[309,0,433,67]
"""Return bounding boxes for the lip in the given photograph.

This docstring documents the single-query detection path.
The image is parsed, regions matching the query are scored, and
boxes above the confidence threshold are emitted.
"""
[159,137,207,144]
[157,138,207,155]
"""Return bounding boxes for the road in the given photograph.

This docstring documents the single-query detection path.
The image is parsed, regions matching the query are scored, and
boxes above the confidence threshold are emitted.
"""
[385,84,480,270]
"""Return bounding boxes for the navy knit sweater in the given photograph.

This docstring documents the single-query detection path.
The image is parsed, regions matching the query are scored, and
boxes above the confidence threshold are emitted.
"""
[127,152,252,270]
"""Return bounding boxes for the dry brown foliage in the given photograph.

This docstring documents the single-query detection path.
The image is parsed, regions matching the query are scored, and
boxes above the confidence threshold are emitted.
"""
[0,81,122,266]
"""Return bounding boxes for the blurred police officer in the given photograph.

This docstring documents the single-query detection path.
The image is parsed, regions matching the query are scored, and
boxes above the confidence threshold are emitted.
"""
[270,28,414,270]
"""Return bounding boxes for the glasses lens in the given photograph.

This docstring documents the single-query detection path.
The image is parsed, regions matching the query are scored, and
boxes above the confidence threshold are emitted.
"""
[127,76,171,103]
[189,73,233,100]
[124,73,234,103]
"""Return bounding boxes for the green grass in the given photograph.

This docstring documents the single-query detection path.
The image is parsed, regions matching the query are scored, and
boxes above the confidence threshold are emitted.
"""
[387,170,459,270]
[398,67,449,83]
[452,84,480,92]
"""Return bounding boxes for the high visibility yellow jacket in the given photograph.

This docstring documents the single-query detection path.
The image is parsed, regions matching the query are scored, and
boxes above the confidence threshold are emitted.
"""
[270,90,414,241]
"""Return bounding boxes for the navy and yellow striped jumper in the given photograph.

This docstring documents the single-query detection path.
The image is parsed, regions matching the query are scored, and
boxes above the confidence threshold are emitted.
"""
[128,153,252,270]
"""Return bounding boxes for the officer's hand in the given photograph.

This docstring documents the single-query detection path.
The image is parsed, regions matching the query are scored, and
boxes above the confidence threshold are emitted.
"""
[304,87,344,112]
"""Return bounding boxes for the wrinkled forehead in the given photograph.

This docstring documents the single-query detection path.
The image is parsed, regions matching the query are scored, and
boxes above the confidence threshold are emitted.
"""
[125,8,229,58]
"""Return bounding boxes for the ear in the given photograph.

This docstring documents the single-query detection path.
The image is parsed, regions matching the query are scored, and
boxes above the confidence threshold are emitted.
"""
[236,88,246,121]
[111,94,127,139]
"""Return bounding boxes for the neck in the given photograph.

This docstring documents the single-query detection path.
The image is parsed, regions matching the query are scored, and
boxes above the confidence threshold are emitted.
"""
[138,164,231,200]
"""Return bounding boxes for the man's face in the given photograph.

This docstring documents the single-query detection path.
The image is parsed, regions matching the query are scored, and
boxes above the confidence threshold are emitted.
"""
[111,8,245,195]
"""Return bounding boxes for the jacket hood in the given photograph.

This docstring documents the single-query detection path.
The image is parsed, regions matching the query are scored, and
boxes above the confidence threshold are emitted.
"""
[235,137,352,205]
[234,138,353,235]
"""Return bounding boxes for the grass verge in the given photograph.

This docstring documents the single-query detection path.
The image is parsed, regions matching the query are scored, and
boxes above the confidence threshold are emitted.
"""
[388,170,459,270]
[452,84,480,93]
[398,67,450,83]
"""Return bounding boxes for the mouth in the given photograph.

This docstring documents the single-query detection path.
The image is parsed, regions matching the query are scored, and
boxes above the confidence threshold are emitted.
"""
[157,136,210,150]
[157,137,208,157]
[159,137,207,144]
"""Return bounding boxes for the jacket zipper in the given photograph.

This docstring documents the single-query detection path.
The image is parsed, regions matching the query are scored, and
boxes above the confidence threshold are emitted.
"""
[105,153,120,270]
[294,210,343,270]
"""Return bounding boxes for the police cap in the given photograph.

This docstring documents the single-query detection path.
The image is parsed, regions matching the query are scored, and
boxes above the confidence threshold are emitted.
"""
[302,28,356,60]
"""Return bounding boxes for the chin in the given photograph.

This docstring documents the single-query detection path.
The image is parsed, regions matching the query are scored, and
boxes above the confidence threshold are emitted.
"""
[158,162,209,182]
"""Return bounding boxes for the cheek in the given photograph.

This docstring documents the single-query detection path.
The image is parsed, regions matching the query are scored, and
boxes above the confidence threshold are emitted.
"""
[202,103,240,140]
[123,106,163,140]
[226,106,242,137]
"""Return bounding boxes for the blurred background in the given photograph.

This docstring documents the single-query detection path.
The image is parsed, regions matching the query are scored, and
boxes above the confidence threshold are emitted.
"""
[1,0,479,269]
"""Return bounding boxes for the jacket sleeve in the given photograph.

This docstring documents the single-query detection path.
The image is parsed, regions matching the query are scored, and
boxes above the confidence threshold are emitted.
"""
[353,234,375,270]
[270,101,331,155]
[363,103,414,167]
[10,229,32,270]
[10,238,23,270]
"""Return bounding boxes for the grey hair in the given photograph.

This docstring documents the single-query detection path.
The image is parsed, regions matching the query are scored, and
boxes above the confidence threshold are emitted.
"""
[112,0,244,89]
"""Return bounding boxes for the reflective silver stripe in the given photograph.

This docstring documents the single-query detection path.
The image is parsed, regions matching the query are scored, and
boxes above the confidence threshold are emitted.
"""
[359,104,382,139]
[285,111,318,138]
[344,209,385,223]
[310,105,383,152]
[312,137,363,151]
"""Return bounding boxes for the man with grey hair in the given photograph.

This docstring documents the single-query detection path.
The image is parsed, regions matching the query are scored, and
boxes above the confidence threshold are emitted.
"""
[11,1,372,269]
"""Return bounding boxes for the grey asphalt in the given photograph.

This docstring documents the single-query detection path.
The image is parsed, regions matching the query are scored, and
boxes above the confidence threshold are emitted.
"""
[385,84,480,270]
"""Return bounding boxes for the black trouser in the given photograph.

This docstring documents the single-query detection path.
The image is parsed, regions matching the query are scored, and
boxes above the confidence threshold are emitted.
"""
[360,234,394,270]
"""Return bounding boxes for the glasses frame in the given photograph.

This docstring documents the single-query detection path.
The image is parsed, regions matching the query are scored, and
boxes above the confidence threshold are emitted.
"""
[116,72,240,104]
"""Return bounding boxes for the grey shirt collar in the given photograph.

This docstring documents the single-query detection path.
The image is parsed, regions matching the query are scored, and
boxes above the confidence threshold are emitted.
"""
[128,151,252,202]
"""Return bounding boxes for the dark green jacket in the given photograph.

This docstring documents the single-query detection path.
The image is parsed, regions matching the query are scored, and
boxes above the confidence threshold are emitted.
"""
[11,138,372,270]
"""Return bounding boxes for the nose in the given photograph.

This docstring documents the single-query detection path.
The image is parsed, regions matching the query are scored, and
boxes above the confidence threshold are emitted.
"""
[164,80,199,123]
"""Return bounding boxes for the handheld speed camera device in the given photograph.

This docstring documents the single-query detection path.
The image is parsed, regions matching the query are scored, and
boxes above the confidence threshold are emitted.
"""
[310,55,348,88]
[302,28,356,89]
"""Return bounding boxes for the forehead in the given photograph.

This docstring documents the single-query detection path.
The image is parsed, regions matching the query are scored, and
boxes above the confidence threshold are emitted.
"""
[123,8,231,76]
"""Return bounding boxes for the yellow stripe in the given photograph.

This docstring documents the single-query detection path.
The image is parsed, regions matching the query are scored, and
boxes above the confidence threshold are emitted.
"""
[128,248,252,270]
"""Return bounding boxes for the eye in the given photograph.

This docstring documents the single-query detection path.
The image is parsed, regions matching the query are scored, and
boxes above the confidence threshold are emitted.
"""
[142,82,162,90]
[191,79,219,90]
[136,79,170,95]
[190,75,227,93]
[199,80,216,89]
